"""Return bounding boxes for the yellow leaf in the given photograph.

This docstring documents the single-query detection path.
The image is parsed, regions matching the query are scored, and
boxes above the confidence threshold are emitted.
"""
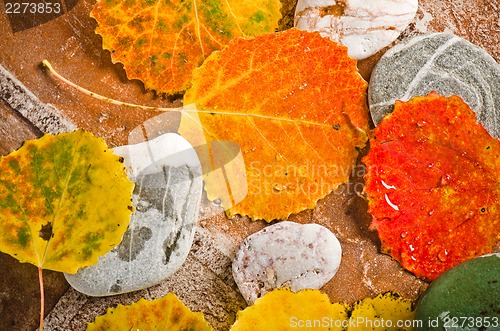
[86,293,212,331]
[347,292,415,331]
[91,0,282,94]
[0,130,134,273]
[230,287,348,331]
[364,93,500,280]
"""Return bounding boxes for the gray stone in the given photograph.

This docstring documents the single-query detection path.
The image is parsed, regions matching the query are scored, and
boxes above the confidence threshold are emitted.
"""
[232,221,342,304]
[64,133,202,296]
[0,64,76,134]
[369,33,500,137]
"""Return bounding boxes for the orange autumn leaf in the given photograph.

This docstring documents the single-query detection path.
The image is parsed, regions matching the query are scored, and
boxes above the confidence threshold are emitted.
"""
[363,92,500,280]
[0,130,134,273]
[90,0,281,94]
[182,28,369,221]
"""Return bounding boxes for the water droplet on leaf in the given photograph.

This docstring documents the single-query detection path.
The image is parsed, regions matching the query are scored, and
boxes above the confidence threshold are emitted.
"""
[465,210,475,220]
[272,183,283,192]
[416,120,426,128]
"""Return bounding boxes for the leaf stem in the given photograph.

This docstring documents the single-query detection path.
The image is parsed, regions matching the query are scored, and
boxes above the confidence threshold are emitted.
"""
[40,60,338,128]
[38,265,44,331]
[41,60,182,113]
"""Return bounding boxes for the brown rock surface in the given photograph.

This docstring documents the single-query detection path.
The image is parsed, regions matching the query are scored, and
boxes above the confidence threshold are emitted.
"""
[0,0,498,330]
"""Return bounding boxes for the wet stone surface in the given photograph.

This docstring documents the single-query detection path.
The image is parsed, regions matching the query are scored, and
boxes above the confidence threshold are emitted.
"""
[65,133,202,296]
[369,33,500,137]
[232,221,342,305]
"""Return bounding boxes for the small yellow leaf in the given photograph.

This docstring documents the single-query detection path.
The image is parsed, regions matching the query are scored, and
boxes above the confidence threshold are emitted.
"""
[347,292,415,331]
[86,293,212,331]
[0,130,134,273]
[230,287,348,331]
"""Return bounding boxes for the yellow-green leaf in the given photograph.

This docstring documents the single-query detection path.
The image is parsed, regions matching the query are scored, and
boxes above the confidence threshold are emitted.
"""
[230,287,348,331]
[0,130,134,273]
[182,28,369,221]
[86,293,212,330]
[91,0,282,94]
[347,292,415,331]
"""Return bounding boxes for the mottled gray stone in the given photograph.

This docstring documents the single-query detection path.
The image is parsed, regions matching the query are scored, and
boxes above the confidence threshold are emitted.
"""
[65,133,202,296]
[232,221,342,304]
[369,33,500,137]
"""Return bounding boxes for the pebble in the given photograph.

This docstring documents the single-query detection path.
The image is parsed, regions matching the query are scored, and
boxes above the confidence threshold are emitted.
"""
[232,221,342,305]
[294,0,418,60]
[65,133,203,296]
[414,253,500,331]
[369,33,500,137]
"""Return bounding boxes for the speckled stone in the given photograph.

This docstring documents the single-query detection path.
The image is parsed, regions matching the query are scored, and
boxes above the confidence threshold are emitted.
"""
[232,221,342,304]
[64,133,202,296]
[294,0,418,60]
[369,33,500,137]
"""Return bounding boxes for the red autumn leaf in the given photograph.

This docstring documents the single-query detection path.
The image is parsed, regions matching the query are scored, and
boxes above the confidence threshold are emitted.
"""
[181,28,369,221]
[363,92,500,280]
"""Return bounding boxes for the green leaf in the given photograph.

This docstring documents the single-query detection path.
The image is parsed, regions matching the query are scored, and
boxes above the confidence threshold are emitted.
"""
[0,130,134,273]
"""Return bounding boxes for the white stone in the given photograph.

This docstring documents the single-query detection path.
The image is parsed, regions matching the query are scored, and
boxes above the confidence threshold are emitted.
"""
[294,0,418,60]
[64,133,202,296]
[232,221,342,304]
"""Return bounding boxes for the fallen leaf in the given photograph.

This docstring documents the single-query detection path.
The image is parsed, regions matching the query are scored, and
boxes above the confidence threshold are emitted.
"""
[86,293,212,330]
[0,130,134,273]
[363,92,500,280]
[91,0,281,94]
[182,28,369,221]
[229,287,348,331]
[347,292,414,331]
